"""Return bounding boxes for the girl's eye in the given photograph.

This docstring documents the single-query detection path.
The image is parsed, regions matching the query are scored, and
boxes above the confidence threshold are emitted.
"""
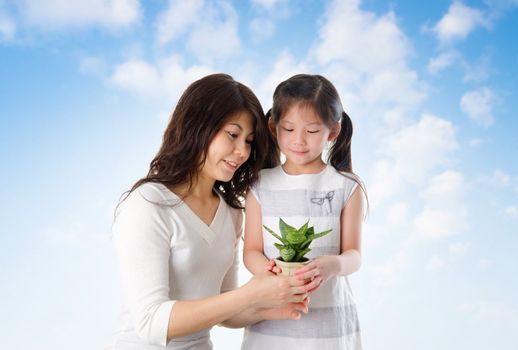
[282,127,293,132]
[308,130,320,134]
[245,138,254,145]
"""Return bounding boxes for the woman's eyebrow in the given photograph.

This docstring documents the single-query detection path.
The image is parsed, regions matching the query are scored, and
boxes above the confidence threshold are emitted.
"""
[228,123,243,131]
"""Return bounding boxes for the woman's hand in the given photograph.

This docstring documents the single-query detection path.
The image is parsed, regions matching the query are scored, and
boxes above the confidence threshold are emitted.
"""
[295,256,339,293]
[244,273,319,309]
[257,298,310,321]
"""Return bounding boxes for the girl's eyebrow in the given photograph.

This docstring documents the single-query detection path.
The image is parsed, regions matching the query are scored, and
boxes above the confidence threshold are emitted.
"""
[280,119,322,126]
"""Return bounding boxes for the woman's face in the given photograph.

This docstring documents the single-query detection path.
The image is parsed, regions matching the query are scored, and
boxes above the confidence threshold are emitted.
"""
[200,111,255,182]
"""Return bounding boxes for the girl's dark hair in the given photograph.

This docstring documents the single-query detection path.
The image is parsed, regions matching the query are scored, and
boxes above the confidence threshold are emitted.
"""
[269,74,367,205]
[122,73,278,210]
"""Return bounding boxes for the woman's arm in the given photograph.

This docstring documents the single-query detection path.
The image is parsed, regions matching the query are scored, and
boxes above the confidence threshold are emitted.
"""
[243,191,273,275]
[168,274,312,339]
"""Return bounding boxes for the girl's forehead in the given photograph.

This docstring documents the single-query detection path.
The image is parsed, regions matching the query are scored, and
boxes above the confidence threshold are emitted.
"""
[281,103,322,124]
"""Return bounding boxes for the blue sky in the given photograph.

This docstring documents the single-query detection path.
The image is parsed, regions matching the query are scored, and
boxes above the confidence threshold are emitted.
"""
[1,0,517,349]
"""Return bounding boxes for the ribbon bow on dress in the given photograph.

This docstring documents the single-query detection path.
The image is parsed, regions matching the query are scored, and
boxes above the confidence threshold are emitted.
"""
[310,191,335,215]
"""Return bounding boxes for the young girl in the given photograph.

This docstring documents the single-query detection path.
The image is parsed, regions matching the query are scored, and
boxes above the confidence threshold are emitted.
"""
[109,74,318,350]
[242,74,365,349]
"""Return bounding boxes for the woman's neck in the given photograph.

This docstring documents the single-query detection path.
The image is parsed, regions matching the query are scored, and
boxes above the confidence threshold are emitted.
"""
[170,175,216,200]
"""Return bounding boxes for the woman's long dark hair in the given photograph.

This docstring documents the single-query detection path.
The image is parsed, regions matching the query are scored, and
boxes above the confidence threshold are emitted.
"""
[122,73,278,209]
[269,74,367,205]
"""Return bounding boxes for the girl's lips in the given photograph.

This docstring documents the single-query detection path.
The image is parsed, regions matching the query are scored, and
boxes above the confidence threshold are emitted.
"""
[290,149,309,155]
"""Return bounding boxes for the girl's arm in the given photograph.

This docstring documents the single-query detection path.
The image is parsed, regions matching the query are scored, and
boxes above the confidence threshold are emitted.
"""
[243,191,273,275]
[295,186,364,286]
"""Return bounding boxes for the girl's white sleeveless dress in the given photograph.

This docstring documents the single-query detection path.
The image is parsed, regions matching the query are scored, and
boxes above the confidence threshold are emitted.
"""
[242,165,362,350]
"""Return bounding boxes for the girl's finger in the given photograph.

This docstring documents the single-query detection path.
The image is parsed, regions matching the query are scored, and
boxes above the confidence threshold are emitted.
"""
[304,277,322,292]
[295,262,315,275]
[297,268,320,280]
[307,279,323,293]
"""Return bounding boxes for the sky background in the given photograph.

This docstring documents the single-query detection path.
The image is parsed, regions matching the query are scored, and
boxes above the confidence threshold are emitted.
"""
[1,0,517,349]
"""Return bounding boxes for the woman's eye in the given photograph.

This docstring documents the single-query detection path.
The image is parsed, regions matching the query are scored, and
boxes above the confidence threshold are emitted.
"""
[246,138,254,145]
[282,127,293,132]
[227,131,238,139]
[308,130,320,134]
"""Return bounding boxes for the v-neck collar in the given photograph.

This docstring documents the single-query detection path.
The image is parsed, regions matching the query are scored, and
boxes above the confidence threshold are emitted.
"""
[157,183,225,244]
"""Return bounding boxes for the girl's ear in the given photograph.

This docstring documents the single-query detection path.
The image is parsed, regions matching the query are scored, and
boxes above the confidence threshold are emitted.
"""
[328,122,341,141]
[268,117,277,136]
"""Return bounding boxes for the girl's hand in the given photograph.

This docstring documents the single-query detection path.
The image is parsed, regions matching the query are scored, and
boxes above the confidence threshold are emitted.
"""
[295,256,339,293]
[265,259,282,275]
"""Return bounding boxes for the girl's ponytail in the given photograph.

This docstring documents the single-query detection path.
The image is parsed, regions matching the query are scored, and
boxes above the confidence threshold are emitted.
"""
[328,111,353,173]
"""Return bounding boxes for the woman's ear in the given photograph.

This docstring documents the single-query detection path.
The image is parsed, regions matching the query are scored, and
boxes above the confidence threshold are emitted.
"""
[328,122,341,141]
[268,117,277,136]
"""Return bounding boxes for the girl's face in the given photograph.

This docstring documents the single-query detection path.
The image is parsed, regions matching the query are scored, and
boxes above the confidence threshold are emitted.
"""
[200,111,255,183]
[272,103,339,173]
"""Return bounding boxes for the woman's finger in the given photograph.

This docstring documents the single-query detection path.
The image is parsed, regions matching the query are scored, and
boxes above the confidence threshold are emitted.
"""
[295,262,315,275]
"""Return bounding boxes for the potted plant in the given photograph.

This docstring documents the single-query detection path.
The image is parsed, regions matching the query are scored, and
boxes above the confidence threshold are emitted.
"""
[263,218,332,276]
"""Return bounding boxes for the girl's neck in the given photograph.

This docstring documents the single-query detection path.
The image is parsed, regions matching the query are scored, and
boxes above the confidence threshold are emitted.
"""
[282,158,327,175]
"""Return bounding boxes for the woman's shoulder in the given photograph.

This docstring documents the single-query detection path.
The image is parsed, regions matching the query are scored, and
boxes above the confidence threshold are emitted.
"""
[117,182,176,215]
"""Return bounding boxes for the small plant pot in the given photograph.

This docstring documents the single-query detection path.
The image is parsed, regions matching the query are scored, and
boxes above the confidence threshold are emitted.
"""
[274,258,310,276]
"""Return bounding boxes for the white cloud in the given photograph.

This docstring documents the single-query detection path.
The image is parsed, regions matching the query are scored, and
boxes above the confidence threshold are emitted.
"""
[109,55,213,102]
[255,51,309,107]
[386,202,409,227]
[155,0,240,62]
[449,242,469,257]
[460,87,496,127]
[415,170,468,239]
[478,258,493,268]
[419,170,465,202]
[17,0,140,29]
[458,301,518,324]
[79,56,108,76]
[434,2,489,45]
[505,205,518,219]
[492,169,511,187]
[384,115,458,184]
[468,138,483,147]
[426,255,446,270]
[415,207,468,239]
[155,0,203,45]
[0,14,15,40]
[310,0,425,126]
[427,50,459,74]
[251,0,285,10]
[250,17,275,42]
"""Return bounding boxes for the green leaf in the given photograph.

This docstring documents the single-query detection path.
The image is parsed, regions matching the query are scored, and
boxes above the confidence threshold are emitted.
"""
[294,248,311,262]
[312,229,333,240]
[263,225,288,245]
[299,237,313,250]
[297,220,309,235]
[286,231,306,244]
[274,243,286,251]
[279,218,297,238]
[280,247,296,262]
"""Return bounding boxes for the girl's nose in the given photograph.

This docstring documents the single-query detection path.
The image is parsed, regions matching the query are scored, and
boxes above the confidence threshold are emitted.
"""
[293,130,306,145]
